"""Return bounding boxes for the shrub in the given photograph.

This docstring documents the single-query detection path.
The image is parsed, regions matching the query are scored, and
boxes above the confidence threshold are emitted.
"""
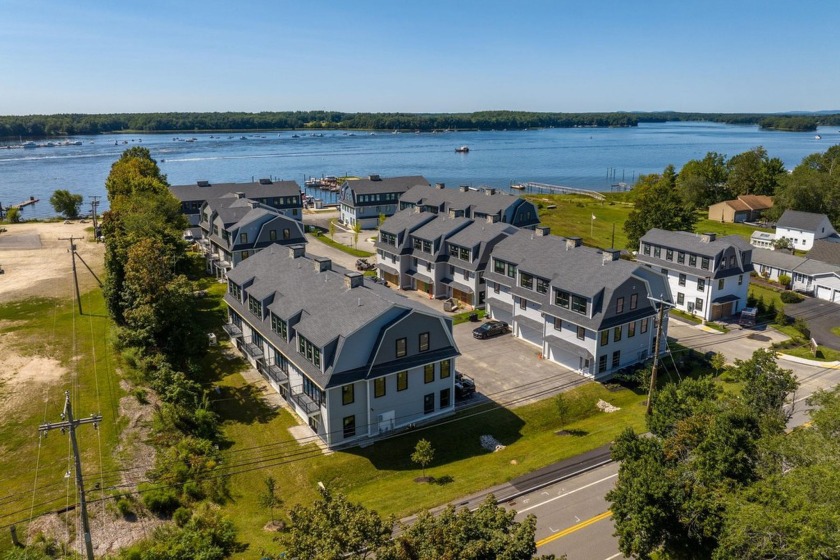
[173,507,192,527]
[140,484,181,516]
[793,318,810,339]
[780,291,804,304]
[116,496,135,518]
[778,274,791,289]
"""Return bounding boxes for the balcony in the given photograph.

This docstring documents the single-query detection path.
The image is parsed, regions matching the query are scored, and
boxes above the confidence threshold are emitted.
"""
[291,392,320,416]
[222,323,242,338]
[265,363,289,385]
[243,342,264,361]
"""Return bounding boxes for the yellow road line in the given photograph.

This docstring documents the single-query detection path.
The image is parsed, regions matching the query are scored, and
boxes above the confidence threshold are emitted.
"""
[536,510,612,547]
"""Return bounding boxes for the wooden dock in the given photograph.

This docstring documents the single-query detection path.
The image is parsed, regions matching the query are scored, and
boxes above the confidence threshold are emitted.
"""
[13,197,40,209]
[514,182,605,201]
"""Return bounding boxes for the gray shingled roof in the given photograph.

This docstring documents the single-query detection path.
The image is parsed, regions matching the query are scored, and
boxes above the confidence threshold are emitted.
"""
[345,175,429,196]
[642,229,752,256]
[171,180,300,202]
[446,221,518,249]
[776,209,830,232]
[751,248,806,271]
[379,209,436,235]
[411,216,472,242]
[401,184,527,217]
[806,237,840,266]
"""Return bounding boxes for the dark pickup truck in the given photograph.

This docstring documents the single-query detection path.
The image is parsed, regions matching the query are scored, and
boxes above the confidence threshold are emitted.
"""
[455,372,476,400]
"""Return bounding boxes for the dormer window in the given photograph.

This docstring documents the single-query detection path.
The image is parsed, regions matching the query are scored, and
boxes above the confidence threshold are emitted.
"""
[519,272,534,290]
[536,278,548,294]
[248,295,261,317]
[571,295,587,315]
[701,257,710,270]
[555,290,570,308]
[228,280,242,301]
[689,254,697,267]
[240,232,248,244]
[653,246,661,258]
[677,252,685,264]
[271,313,287,340]
[298,335,321,368]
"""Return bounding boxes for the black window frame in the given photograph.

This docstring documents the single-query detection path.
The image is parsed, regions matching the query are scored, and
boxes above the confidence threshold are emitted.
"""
[630,293,638,310]
[615,297,624,314]
[397,371,408,391]
[440,359,451,379]
[419,332,430,352]
[374,377,386,398]
[342,384,354,405]
[424,363,435,383]
[577,326,585,340]
[440,388,451,409]
[396,337,407,358]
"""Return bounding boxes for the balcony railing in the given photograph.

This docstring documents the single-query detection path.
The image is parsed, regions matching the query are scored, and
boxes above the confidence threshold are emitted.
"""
[243,342,264,360]
[265,364,289,385]
[222,323,242,338]
[291,392,320,416]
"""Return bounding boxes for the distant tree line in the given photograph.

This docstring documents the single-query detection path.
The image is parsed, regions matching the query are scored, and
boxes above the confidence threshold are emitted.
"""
[2,110,839,137]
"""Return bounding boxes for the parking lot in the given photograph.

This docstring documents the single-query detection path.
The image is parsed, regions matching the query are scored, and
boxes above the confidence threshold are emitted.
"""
[452,321,589,407]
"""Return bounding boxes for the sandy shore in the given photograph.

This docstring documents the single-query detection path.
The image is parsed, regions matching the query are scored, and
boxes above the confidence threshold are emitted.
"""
[0,221,106,302]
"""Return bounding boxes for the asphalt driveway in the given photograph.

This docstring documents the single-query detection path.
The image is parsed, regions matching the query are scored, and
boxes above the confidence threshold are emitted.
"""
[452,322,588,407]
[783,296,840,351]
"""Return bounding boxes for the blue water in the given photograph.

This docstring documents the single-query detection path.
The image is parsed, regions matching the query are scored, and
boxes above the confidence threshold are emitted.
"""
[1,122,837,219]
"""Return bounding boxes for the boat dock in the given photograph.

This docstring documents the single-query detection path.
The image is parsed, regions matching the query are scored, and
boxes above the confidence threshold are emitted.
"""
[0,197,39,219]
[511,182,605,201]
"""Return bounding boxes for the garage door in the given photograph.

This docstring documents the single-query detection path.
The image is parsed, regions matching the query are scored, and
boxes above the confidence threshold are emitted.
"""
[488,304,512,325]
[816,285,832,301]
[517,322,543,347]
[547,345,579,371]
[834,290,840,304]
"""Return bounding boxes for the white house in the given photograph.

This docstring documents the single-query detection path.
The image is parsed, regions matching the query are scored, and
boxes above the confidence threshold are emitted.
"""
[752,247,840,300]
[775,210,838,251]
[637,230,753,322]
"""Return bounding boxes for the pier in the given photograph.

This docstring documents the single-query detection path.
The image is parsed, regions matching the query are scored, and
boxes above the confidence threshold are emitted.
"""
[511,182,605,201]
[0,197,39,218]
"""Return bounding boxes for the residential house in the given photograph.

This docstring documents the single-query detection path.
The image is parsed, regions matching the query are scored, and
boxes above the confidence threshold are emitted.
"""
[198,194,306,277]
[171,178,303,225]
[399,184,540,228]
[400,215,473,299]
[750,230,776,250]
[707,195,773,223]
[637,230,753,322]
[775,210,838,251]
[222,244,460,448]
[483,230,671,380]
[806,237,840,267]
[752,248,840,302]
[339,174,430,229]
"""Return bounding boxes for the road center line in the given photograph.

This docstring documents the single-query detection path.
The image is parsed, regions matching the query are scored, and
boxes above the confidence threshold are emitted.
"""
[517,473,618,513]
[536,510,612,547]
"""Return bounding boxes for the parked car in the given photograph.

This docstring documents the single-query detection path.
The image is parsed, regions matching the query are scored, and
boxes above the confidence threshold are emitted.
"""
[472,320,509,339]
[355,258,375,271]
[455,372,476,400]
[739,307,757,327]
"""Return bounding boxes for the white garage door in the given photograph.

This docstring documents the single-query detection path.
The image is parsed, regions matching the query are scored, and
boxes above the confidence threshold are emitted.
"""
[834,290,840,304]
[489,305,512,325]
[517,322,543,347]
[816,285,832,302]
[547,345,579,371]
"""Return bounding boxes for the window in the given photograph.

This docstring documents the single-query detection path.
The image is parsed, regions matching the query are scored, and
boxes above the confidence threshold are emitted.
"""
[698,278,705,291]
[689,254,697,267]
[269,229,277,241]
[507,263,517,278]
[248,295,261,317]
[553,317,562,331]
[342,384,354,405]
[440,388,451,408]
[519,272,533,290]
[396,337,407,358]
[598,355,608,373]
[298,335,321,368]
[678,274,686,287]
[374,378,386,398]
[419,332,430,352]
[555,290,570,308]
[642,243,650,255]
[493,258,506,275]
[577,326,586,340]
[571,295,587,315]
[397,371,408,391]
[641,318,649,334]
[241,250,250,260]
[718,278,725,290]
[283,228,290,240]
[614,326,622,342]
[661,268,668,275]
[616,297,624,314]
[653,246,661,258]
[666,249,673,261]
[677,252,685,264]
[424,393,434,414]
[343,415,356,438]
[600,330,609,346]
[228,280,242,301]
[630,293,638,310]
[612,351,621,368]
[271,313,287,340]
[519,298,527,310]
[628,321,636,338]
[695,298,704,312]
[738,274,743,286]
[493,282,500,294]
[440,359,451,379]
[424,364,435,383]
[536,278,548,294]
[701,257,710,270]
[677,292,685,305]
[240,232,248,244]
[730,255,736,267]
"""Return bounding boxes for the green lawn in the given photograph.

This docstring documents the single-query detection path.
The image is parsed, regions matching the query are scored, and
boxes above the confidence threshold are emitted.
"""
[0,291,124,549]
[309,232,374,257]
[781,344,840,362]
[748,284,784,311]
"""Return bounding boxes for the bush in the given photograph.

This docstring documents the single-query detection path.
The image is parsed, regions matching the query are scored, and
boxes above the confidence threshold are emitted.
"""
[140,484,181,516]
[173,507,192,527]
[780,291,804,304]
[793,318,810,339]
[116,496,135,518]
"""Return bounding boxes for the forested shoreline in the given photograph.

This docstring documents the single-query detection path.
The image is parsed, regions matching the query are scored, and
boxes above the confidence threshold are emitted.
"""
[1,110,838,137]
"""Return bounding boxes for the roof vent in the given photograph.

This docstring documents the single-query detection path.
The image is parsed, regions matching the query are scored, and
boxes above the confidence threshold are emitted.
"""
[288,244,306,259]
[258,178,272,185]
[535,226,550,237]
[459,185,470,192]
[566,237,582,250]
[700,233,716,243]
[602,249,621,265]
[435,183,446,190]
[344,271,364,289]
[484,188,496,196]
[485,214,500,223]
[235,192,246,199]
[368,174,381,181]
[313,256,331,272]
[197,180,210,187]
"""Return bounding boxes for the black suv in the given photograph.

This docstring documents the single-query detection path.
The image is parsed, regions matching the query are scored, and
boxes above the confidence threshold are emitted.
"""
[472,320,510,339]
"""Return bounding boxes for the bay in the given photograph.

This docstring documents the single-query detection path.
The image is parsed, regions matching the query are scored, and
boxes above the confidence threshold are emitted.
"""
[1,121,837,219]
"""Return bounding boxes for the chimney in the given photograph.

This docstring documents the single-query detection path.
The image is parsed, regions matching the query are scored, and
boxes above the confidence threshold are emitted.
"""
[258,178,272,185]
[484,188,496,196]
[235,191,246,199]
[368,174,381,181]
[485,214,500,223]
[700,233,716,243]
[459,185,470,192]
[602,249,621,265]
[565,237,582,250]
[344,271,364,289]
[247,200,259,209]
[413,206,422,214]
[288,244,305,259]
[534,226,550,237]
[435,183,446,190]
[313,256,331,272]
[197,180,210,187]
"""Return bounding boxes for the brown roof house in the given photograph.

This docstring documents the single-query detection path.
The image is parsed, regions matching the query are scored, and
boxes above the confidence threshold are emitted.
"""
[707,195,773,223]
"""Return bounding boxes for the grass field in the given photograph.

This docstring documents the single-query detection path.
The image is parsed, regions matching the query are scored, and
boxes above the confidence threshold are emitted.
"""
[0,290,124,549]
[309,232,374,257]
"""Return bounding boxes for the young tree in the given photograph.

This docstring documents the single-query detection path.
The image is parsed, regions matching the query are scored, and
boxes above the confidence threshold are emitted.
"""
[352,221,362,248]
[411,439,435,479]
[555,393,571,431]
[773,236,794,252]
[328,219,336,240]
[258,475,281,523]
[710,352,727,376]
[777,273,791,289]
[49,189,84,219]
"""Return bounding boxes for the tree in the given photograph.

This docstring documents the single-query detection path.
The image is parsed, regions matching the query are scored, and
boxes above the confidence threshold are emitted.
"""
[777,273,791,289]
[624,165,698,250]
[284,487,393,560]
[676,152,730,209]
[328,219,336,240]
[4,206,21,223]
[726,146,784,196]
[49,189,84,219]
[258,476,281,523]
[555,393,571,431]
[411,439,435,479]
[771,144,840,226]
[773,236,794,252]
[647,377,719,438]
[732,349,798,431]
[352,221,362,248]
[710,352,727,376]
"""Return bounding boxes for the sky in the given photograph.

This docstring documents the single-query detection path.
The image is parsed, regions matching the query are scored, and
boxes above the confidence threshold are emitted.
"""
[1,0,838,115]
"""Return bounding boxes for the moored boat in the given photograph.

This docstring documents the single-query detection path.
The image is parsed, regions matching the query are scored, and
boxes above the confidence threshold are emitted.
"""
[455,145,469,153]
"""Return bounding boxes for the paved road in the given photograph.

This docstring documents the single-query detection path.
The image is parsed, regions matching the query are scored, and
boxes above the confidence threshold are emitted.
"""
[783,296,840,351]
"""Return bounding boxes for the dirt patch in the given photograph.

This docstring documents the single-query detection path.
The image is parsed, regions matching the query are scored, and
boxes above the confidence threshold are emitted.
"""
[0,337,67,416]
[0,221,105,303]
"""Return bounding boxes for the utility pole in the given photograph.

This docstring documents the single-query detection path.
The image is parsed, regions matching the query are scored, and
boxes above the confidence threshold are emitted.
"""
[646,300,668,416]
[39,392,102,560]
[89,196,100,238]
[59,236,84,314]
